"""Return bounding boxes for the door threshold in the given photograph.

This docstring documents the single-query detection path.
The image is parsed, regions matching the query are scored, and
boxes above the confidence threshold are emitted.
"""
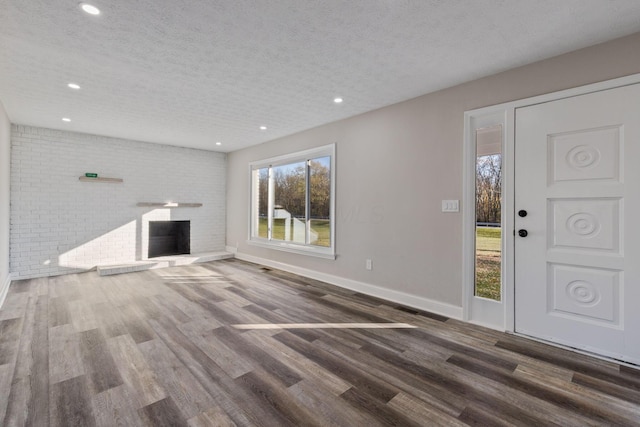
[510,331,640,371]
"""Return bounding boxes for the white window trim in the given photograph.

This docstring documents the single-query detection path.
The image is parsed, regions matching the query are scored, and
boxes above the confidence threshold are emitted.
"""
[248,143,336,259]
[463,109,510,331]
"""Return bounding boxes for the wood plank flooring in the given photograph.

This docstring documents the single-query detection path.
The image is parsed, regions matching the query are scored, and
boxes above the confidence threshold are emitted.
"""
[0,258,638,426]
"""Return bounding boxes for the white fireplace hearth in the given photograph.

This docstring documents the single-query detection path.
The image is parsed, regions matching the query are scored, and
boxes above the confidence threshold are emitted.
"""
[96,251,234,276]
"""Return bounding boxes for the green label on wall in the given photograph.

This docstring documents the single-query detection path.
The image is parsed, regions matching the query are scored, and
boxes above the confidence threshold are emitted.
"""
[85,173,98,178]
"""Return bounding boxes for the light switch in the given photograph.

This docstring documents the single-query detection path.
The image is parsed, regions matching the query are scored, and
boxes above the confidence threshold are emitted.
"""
[442,200,459,212]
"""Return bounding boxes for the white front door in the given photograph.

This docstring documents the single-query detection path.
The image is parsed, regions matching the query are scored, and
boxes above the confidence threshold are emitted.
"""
[515,83,640,364]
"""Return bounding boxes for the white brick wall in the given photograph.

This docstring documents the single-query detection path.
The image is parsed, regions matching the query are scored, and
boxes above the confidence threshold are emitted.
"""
[10,125,226,279]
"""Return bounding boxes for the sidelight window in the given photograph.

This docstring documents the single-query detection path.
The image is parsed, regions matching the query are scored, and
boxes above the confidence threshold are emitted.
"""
[475,125,503,301]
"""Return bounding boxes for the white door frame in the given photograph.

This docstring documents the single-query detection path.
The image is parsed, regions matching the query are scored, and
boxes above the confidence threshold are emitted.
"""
[463,72,640,332]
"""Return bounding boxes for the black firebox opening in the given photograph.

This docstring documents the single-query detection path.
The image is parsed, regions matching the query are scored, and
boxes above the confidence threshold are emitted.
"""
[148,221,190,258]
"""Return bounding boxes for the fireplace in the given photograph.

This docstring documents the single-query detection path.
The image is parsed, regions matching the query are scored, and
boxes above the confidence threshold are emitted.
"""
[148,221,190,258]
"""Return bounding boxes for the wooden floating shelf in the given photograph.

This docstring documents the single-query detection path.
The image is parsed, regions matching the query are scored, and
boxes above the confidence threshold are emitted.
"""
[79,176,123,183]
[137,202,203,208]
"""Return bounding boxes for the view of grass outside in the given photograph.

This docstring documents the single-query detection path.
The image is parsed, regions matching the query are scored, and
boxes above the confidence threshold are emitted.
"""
[309,219,331,246]
[475,226,501,299]
[258,218,330,247]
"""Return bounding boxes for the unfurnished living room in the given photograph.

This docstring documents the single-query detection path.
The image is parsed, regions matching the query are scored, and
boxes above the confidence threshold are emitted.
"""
[1,1,640,425]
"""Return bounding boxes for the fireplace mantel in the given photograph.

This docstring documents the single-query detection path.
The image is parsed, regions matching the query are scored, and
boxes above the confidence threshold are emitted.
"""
[79,176,123,183]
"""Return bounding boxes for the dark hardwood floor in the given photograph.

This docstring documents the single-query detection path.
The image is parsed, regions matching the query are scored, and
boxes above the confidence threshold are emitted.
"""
[0,258,638,426]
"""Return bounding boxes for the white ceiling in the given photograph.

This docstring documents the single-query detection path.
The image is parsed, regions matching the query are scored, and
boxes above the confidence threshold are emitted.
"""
[1,1,639,152]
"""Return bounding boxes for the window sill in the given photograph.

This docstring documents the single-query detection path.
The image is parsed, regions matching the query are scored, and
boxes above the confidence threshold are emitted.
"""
[248,239,336,260]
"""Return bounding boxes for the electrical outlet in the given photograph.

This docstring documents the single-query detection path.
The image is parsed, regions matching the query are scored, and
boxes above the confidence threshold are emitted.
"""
[366,259,373,270]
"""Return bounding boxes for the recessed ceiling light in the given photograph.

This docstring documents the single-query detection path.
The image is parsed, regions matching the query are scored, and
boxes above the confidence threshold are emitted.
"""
[334,97,343,104]
[260,126,267,130]
[80,3,101,15]
[215,142,222,146]
[68,83,81,90]
[62,118,71,122]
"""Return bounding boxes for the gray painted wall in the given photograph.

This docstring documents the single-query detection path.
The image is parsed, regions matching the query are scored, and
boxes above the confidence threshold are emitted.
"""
[226,32,640,309]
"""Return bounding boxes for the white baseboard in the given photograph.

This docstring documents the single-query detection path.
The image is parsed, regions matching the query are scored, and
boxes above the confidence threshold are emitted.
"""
[10,268,89,281]
[0,273,12,309]
[234,252,463,320]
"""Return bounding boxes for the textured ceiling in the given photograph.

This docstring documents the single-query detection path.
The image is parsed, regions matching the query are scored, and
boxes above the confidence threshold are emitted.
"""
[1,1,639,152]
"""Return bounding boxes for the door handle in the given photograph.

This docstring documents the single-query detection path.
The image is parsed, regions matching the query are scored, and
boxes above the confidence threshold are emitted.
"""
[518,229,528,237]
[518,210,528,217]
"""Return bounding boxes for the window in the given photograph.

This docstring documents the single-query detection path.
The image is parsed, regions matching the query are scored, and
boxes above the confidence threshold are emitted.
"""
[249,144,335,258]
[474,125,502,301]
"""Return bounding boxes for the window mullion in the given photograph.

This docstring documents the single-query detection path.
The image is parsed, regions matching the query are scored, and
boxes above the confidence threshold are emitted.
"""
[267,166,274,240]
[305,159,311,245]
